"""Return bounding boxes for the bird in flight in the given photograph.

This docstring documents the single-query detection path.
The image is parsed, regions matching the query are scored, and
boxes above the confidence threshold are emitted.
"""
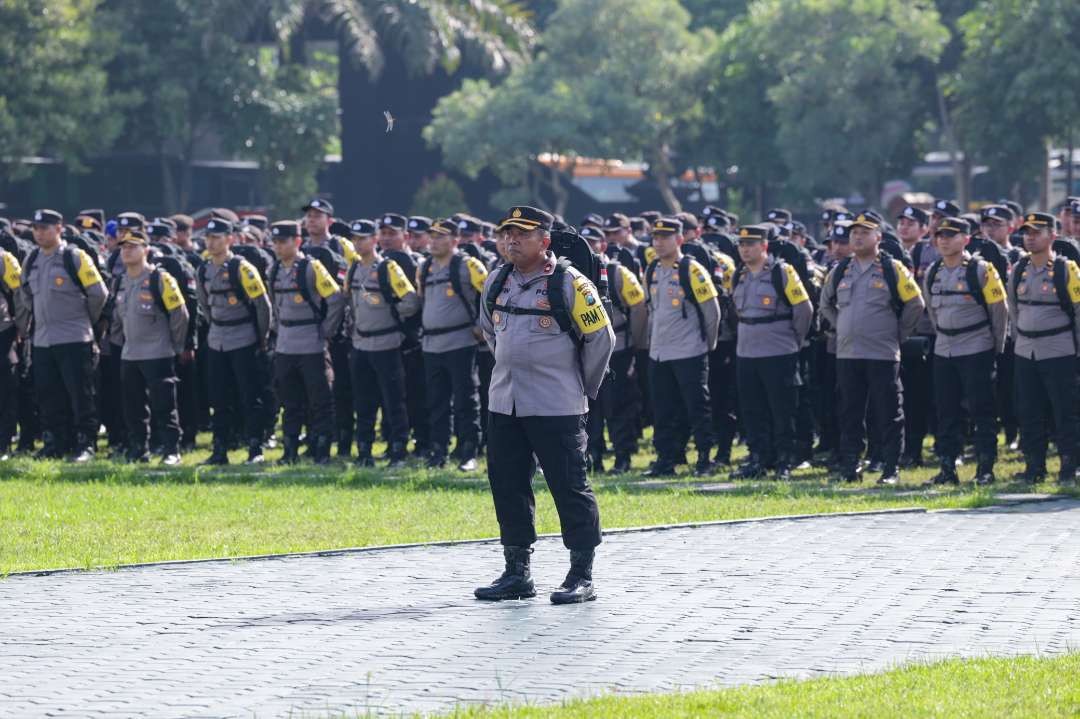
[384,111,395,133]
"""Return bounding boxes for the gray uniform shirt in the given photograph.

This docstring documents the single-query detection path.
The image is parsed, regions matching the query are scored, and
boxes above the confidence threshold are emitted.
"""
[646,257,721,362]
[732,257,814,358]
[924,257,1008,358]
[420,253,487,354]
[1008,256,1080,360]
[910,239,940,335]
[0,250,23,335]
[346,256,421,352]
[197,254,272,352]
[479,253,615,417]
[608,263,649,353]
[18,242,108,347]
[269,257,345,356]
[819,254,924,362]
[114,267,190,361]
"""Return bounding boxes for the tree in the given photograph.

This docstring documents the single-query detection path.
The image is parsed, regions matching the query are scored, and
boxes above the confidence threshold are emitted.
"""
[0,0,120,183]
[952,0,1080,208]
[425,0,711,214]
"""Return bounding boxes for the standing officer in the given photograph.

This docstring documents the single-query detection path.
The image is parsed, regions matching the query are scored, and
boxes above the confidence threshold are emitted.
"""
[418,218,488,471]
[922,217,1008,485]
[344,219,421,467]
[979,204,1021,450]
[819,213,924,484]
[16,209,108,461]
[895,205,935,466]
[111,229,189,465]
[475,205,614,604]
[1007,212,1080,485]
[643,217,721,477]
[0,242,23,460]
[407,216,433,256]
[730,225,814,479]
[196,218,272,465]
[268,221,345,464]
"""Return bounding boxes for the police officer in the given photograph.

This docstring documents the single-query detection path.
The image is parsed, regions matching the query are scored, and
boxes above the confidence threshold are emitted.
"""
[1007,212,1080,485]
[731,224,814,479]
[196,217,272,465]
[701,214,739,466]
[0,242,23,460]
[922,217,1008,485]
[407,216,433,256]
[896,205,937,467]
[16,209,108,461]
[643,217,721,477]
[267,221,345,464]
[344,219,421,467]
[475,205,614,604]
[819,213,924,484]
[418,218,488,471]
[110,228,189,464]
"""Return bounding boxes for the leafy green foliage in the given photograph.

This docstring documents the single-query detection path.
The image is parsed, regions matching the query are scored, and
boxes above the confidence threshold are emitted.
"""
[410,173,470,217]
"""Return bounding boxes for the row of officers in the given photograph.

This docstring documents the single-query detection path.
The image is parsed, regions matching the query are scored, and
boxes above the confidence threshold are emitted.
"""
[2,198,1080,491]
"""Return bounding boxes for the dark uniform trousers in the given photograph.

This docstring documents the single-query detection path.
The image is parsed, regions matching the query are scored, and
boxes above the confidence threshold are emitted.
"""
[708,340,737,463]
[207,344,262,446]
[794,345,816,461]
[121,357,180,455]
[603,349,640,460]
[99,342,125,449]
[33,342,98,452]
[476,350,495,449]
[424,345,480,455]
[736,353,800,467]
[900,335,933,459]
[650,353,713,464]
[403,345,428,448]
[487,411,602,550]
[996,340,1018,443]
[1014,354,1079,466]
[0,327,17,446]
[350,347,409,449]
[814,341,838,454]
[273,352,334,440]
[836,358,905,469]
[175,356,199,448]
[933,350,997,463]
[635,347,653,431]
[328,337,353,450]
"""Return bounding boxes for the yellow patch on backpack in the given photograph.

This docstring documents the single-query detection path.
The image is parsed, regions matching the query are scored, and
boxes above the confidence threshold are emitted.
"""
[311,259,339,299]
[1066,260,1080,304]
[75,249,103,288]
[386,259,414,299]
[688,260,718,302]
[571,275,610,334]
[2,252,21,290]
[783,264,809,305]
[239,261,266,299]
[618,266,645,306]
[465,256,488,292]
[159,272,184,311]
[644,246,657,266]
[716,253,735,293]
[981,264,1005,304]
[893,260,921,303]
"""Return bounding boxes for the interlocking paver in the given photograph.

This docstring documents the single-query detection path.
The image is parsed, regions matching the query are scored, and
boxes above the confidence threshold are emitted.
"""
[1,500,1079,717]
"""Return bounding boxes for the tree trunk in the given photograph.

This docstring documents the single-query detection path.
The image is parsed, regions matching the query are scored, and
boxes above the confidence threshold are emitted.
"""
[1040,139,1052,210]
[935,80,968,209]
[160,150,177,215]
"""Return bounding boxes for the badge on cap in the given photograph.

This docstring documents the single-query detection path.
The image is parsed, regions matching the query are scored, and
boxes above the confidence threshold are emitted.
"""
[384,215,393,224]
[34,211,42,221]
[512,209,522,218]
[409,220,418,228]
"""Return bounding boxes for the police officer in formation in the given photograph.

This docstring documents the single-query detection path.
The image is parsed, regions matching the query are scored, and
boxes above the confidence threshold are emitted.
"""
[6,194,1080,500]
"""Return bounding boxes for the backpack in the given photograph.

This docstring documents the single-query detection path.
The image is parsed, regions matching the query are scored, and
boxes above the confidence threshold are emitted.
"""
[303,242,348,286]
[645,254,710,342]
[925,257,993,335]
[231,243,273,282]
[485,257,584,347]
[829,255,904,317]
[345,257,409,336]
[198,256,258,329]
[270,257,327,326]
[421,252,479,323]
[1010,255,1075,328]
[108,267,173,316]
[24,245,90,297]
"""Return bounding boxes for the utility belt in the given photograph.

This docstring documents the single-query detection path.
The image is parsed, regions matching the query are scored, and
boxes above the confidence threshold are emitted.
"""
[936,319,989,337]
[738,314,793,325]
[1016,324,1073,338]
[356,325,399,338]
[280,318,319,327]
[211,317,251,327]
[423,321,473,337]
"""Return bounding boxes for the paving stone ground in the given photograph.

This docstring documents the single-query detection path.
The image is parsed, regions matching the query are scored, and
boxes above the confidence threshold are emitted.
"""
[2,500,1079,718]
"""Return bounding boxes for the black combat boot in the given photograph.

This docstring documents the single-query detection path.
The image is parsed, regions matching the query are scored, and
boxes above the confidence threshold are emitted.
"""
[426,449,447,469]
[1013,459,1046,485]
[694,455,716,477]
[877,462,900,486]
[457,442,478,472]
[973,457,996,486]
[72,433,95,463]
[354,442,374,467]
[925,459,959,487]
[278,436,300,466]
[643,460,677,477]
[202,442,230,466]
[731,455,766,480]
[550,548,597,605]
[245,440,265,465]
[837,458,863,483]
[34,431,62,460]
[474,546,536,601]
[337,431,352,459]
[386,441,408,469]
[313,435,333,465]
[1058,455,1077,486]
[609,454,632,474]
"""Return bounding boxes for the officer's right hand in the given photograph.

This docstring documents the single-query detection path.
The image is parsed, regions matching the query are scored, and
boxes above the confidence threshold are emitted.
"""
[178,350,195,365]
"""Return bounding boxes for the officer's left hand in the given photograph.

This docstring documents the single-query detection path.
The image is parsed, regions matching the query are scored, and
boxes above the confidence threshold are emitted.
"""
[178,350,195,365]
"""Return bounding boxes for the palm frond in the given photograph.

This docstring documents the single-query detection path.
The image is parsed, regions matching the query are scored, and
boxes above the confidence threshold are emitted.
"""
[314,0,384,75]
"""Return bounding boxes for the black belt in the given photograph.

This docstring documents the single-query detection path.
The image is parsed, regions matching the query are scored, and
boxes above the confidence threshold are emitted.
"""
[936,319,989,336]
[280,318,319,327]
[491,303,553,318]
[1017,299,1062,306]
[738,314,793,325]
[357,325,399,338]
[425,278,450,287]
[1017,324,1073,338]
[211,317,251,327]
[612,323,627,334]
[423,321,473,336]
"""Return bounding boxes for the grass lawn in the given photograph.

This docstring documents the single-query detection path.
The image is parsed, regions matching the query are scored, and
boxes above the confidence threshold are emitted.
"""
[440,653,1080,718]
[1,432,1075,574]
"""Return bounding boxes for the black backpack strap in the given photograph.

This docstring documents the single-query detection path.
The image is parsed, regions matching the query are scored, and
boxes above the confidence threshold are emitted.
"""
[148,268,168,315]
[484,263,514,319]
[770,262,789,307]
[644,260,658,306]
[345,260,358,293]
[1011,255,1029,298]
[376,259,406,334]
[1052,256,1076,320]
[926,258,942,301]
[678,255,708,342]
[879,257,904,317]
[911,242,924,279]
[227,256,258,328]
[448,254,477,321]
[965,260,986,308]
[58,247,88,297]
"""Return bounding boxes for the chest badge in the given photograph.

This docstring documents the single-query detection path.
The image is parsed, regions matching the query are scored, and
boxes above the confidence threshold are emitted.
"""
[294,294,304,304]
[446,288,455,297]
[538,316,553,329]
[762,296,772,306]
[672,298,681,307]
[54,277,64,287]
[536,298,551,310]
[492,311,501,323]
[872,280,885,289]
[228,296,238,305]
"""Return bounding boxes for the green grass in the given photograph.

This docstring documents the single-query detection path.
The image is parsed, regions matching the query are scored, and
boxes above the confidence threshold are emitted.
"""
[440,654,1080,718]
[0,432,1075,574]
